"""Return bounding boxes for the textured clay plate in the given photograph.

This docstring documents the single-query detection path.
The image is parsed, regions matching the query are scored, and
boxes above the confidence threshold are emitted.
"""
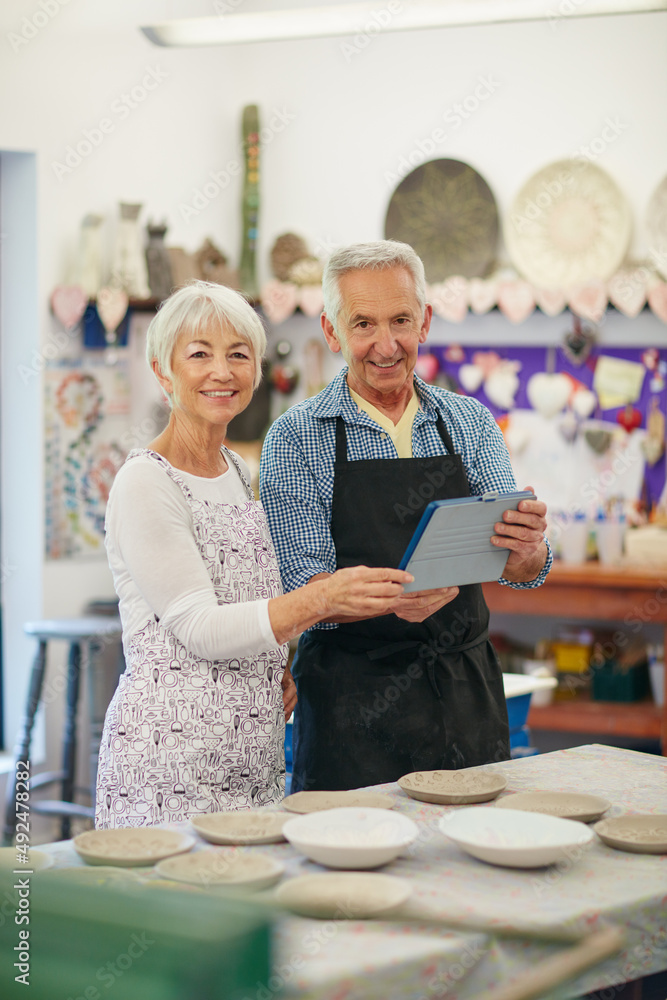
[496,791,610,823]
[282,791,394,814]
[155,848,284,890]
[275,871,411,919]
[73,828,195,867]
[0,847,53,871]
[593,815,667,854]
[191,810,289,845]
[398,769,507,805]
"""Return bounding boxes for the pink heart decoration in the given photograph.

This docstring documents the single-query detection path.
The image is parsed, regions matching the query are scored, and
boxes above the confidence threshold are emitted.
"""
[467,278,498,315]
[607,270,647,318]
[458,363,484,393]
[567,281,607,322]
[534,287,567,317]
[472,351,502,377]
[429,277,468,323]
[297,285,324,318]
[526,372,571,418]
[647,281,667,324]
[260,281,298,325]
[497,281,535,324]
[414,353,440,382]
[50,285,87,330]
[97,286,129,333]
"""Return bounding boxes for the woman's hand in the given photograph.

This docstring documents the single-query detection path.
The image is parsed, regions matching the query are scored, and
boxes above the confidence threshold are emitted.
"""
[390,586,459,622]
[281,663,297,721]
[320,566,413,618]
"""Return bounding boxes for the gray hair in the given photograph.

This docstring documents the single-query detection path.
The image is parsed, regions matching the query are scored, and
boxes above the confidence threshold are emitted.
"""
[322,240,426,330]
[146,280,267,395]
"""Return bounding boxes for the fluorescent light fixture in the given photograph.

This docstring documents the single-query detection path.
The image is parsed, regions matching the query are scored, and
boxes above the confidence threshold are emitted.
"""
[141,0,667,47]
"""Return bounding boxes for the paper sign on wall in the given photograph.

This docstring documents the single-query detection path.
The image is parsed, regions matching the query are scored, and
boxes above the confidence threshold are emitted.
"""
[593,355,645,410]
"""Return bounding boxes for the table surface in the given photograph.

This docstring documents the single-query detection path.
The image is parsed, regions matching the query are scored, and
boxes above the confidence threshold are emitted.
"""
[38,744,667,1000]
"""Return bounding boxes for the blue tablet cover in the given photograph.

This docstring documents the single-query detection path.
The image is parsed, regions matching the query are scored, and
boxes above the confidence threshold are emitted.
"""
[398,490,535,592]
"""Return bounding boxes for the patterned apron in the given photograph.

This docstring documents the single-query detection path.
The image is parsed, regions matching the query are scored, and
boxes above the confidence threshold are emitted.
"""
[95,448,288,828]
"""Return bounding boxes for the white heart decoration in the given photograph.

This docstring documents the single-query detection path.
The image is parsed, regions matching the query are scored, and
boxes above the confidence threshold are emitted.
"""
[430,277,468,323]
[534,287,567,317]
[260,280,298,324]
[497,281,535,324]
[504,423,530,456]
[50,285,88,330]
[297,285,324,317]
[458,363,484,393]
[607,270,647,318]
[526,372,571,418]
[96,286,129,333]
[568,281,607,323]
[484,368,520,410]
[647,281,667,324]
[467,278,498,315]
[571,388,597,419]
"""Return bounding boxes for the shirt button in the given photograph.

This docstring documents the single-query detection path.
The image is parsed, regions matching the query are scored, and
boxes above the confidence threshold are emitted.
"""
[380,433,388,440]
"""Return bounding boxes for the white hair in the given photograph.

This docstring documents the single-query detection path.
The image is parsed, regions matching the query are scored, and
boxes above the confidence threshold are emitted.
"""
[145,281,267,398]
[321,240,427,330]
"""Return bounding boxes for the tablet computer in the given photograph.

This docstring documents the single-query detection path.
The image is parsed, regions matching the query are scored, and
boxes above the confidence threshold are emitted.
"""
[398,490,535,592]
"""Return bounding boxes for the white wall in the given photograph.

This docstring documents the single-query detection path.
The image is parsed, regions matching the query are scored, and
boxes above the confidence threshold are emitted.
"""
[0,1,666,769]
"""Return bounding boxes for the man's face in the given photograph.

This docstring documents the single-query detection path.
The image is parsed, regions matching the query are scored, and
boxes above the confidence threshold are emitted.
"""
[321,266,431,405]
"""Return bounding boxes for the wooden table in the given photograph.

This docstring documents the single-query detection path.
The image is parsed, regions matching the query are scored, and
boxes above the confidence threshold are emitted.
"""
[483,561,667,754]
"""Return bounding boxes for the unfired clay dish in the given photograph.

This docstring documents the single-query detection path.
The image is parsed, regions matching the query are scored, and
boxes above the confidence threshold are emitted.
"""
[282,791,394,814]
[73,828,195,867]
[191,810,289,845]
[593,815,667,854]
[275,871,411,919]
[398,769,507,805]
[496,791,610,823]
[155,848,284,890]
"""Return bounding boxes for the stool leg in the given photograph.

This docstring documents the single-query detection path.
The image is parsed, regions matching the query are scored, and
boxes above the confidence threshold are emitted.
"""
[2,640,47,846]
[60,641,82,840]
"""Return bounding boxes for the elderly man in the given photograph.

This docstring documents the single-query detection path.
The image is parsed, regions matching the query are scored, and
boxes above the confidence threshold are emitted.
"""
[260,241,551,792]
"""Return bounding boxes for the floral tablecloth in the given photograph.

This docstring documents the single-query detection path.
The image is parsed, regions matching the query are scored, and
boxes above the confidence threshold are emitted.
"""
[43,744,667,1000]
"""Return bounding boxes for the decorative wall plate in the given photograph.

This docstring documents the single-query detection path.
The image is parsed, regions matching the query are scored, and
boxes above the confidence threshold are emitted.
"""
[495,791,610,823]
[647,174,667,279]
[283,790,394,814]
[155,848,284,890]
[594,814,667,854]
[504,160,631,289]
[398,769,507,805]
[73,828,195,867]
[275,872,411,919]
[191,810,289,845]
[384,159,499,282]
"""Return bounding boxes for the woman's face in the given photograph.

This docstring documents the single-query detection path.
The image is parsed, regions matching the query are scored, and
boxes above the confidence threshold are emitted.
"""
[156,322,256,428]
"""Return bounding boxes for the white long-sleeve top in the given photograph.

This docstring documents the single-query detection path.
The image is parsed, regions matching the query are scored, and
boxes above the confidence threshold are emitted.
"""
[105,452,282,663]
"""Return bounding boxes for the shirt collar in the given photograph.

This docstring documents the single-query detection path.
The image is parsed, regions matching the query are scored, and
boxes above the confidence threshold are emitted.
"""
[310,367,442,424]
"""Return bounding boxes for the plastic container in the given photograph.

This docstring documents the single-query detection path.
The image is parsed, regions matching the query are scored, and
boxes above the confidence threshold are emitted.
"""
[559,516,589,564]
[595,520,625,565]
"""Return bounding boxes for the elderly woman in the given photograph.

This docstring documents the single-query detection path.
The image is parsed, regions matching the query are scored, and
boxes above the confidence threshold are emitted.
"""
[95,281,411,828]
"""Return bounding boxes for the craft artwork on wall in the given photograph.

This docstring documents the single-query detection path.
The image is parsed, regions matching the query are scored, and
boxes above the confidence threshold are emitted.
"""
[384,158,499,282]
[423,341,667,518]
[45,361,130,558]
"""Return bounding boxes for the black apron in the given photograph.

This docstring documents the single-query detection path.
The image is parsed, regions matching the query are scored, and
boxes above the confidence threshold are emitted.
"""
[290,412,510,792]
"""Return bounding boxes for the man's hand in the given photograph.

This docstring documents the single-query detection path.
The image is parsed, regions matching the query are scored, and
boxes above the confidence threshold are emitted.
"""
[281,663,297,721]
[390,586,459,623]
[492,485,548,582]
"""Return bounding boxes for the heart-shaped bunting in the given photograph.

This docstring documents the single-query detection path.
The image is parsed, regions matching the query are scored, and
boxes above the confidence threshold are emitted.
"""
[50,285,88,331]
[96,286,129,334]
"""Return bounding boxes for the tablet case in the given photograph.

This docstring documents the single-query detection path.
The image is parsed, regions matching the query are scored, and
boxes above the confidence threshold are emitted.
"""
[398,490,535,592]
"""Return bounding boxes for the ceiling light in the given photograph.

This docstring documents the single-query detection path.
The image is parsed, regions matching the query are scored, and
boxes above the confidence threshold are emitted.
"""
[141,0,667,47]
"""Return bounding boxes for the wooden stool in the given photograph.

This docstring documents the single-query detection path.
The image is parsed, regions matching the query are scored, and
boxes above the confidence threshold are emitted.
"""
[3,617,122,844]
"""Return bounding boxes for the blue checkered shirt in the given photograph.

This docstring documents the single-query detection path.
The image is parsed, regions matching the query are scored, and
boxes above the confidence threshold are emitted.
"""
[260,368,552,628]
